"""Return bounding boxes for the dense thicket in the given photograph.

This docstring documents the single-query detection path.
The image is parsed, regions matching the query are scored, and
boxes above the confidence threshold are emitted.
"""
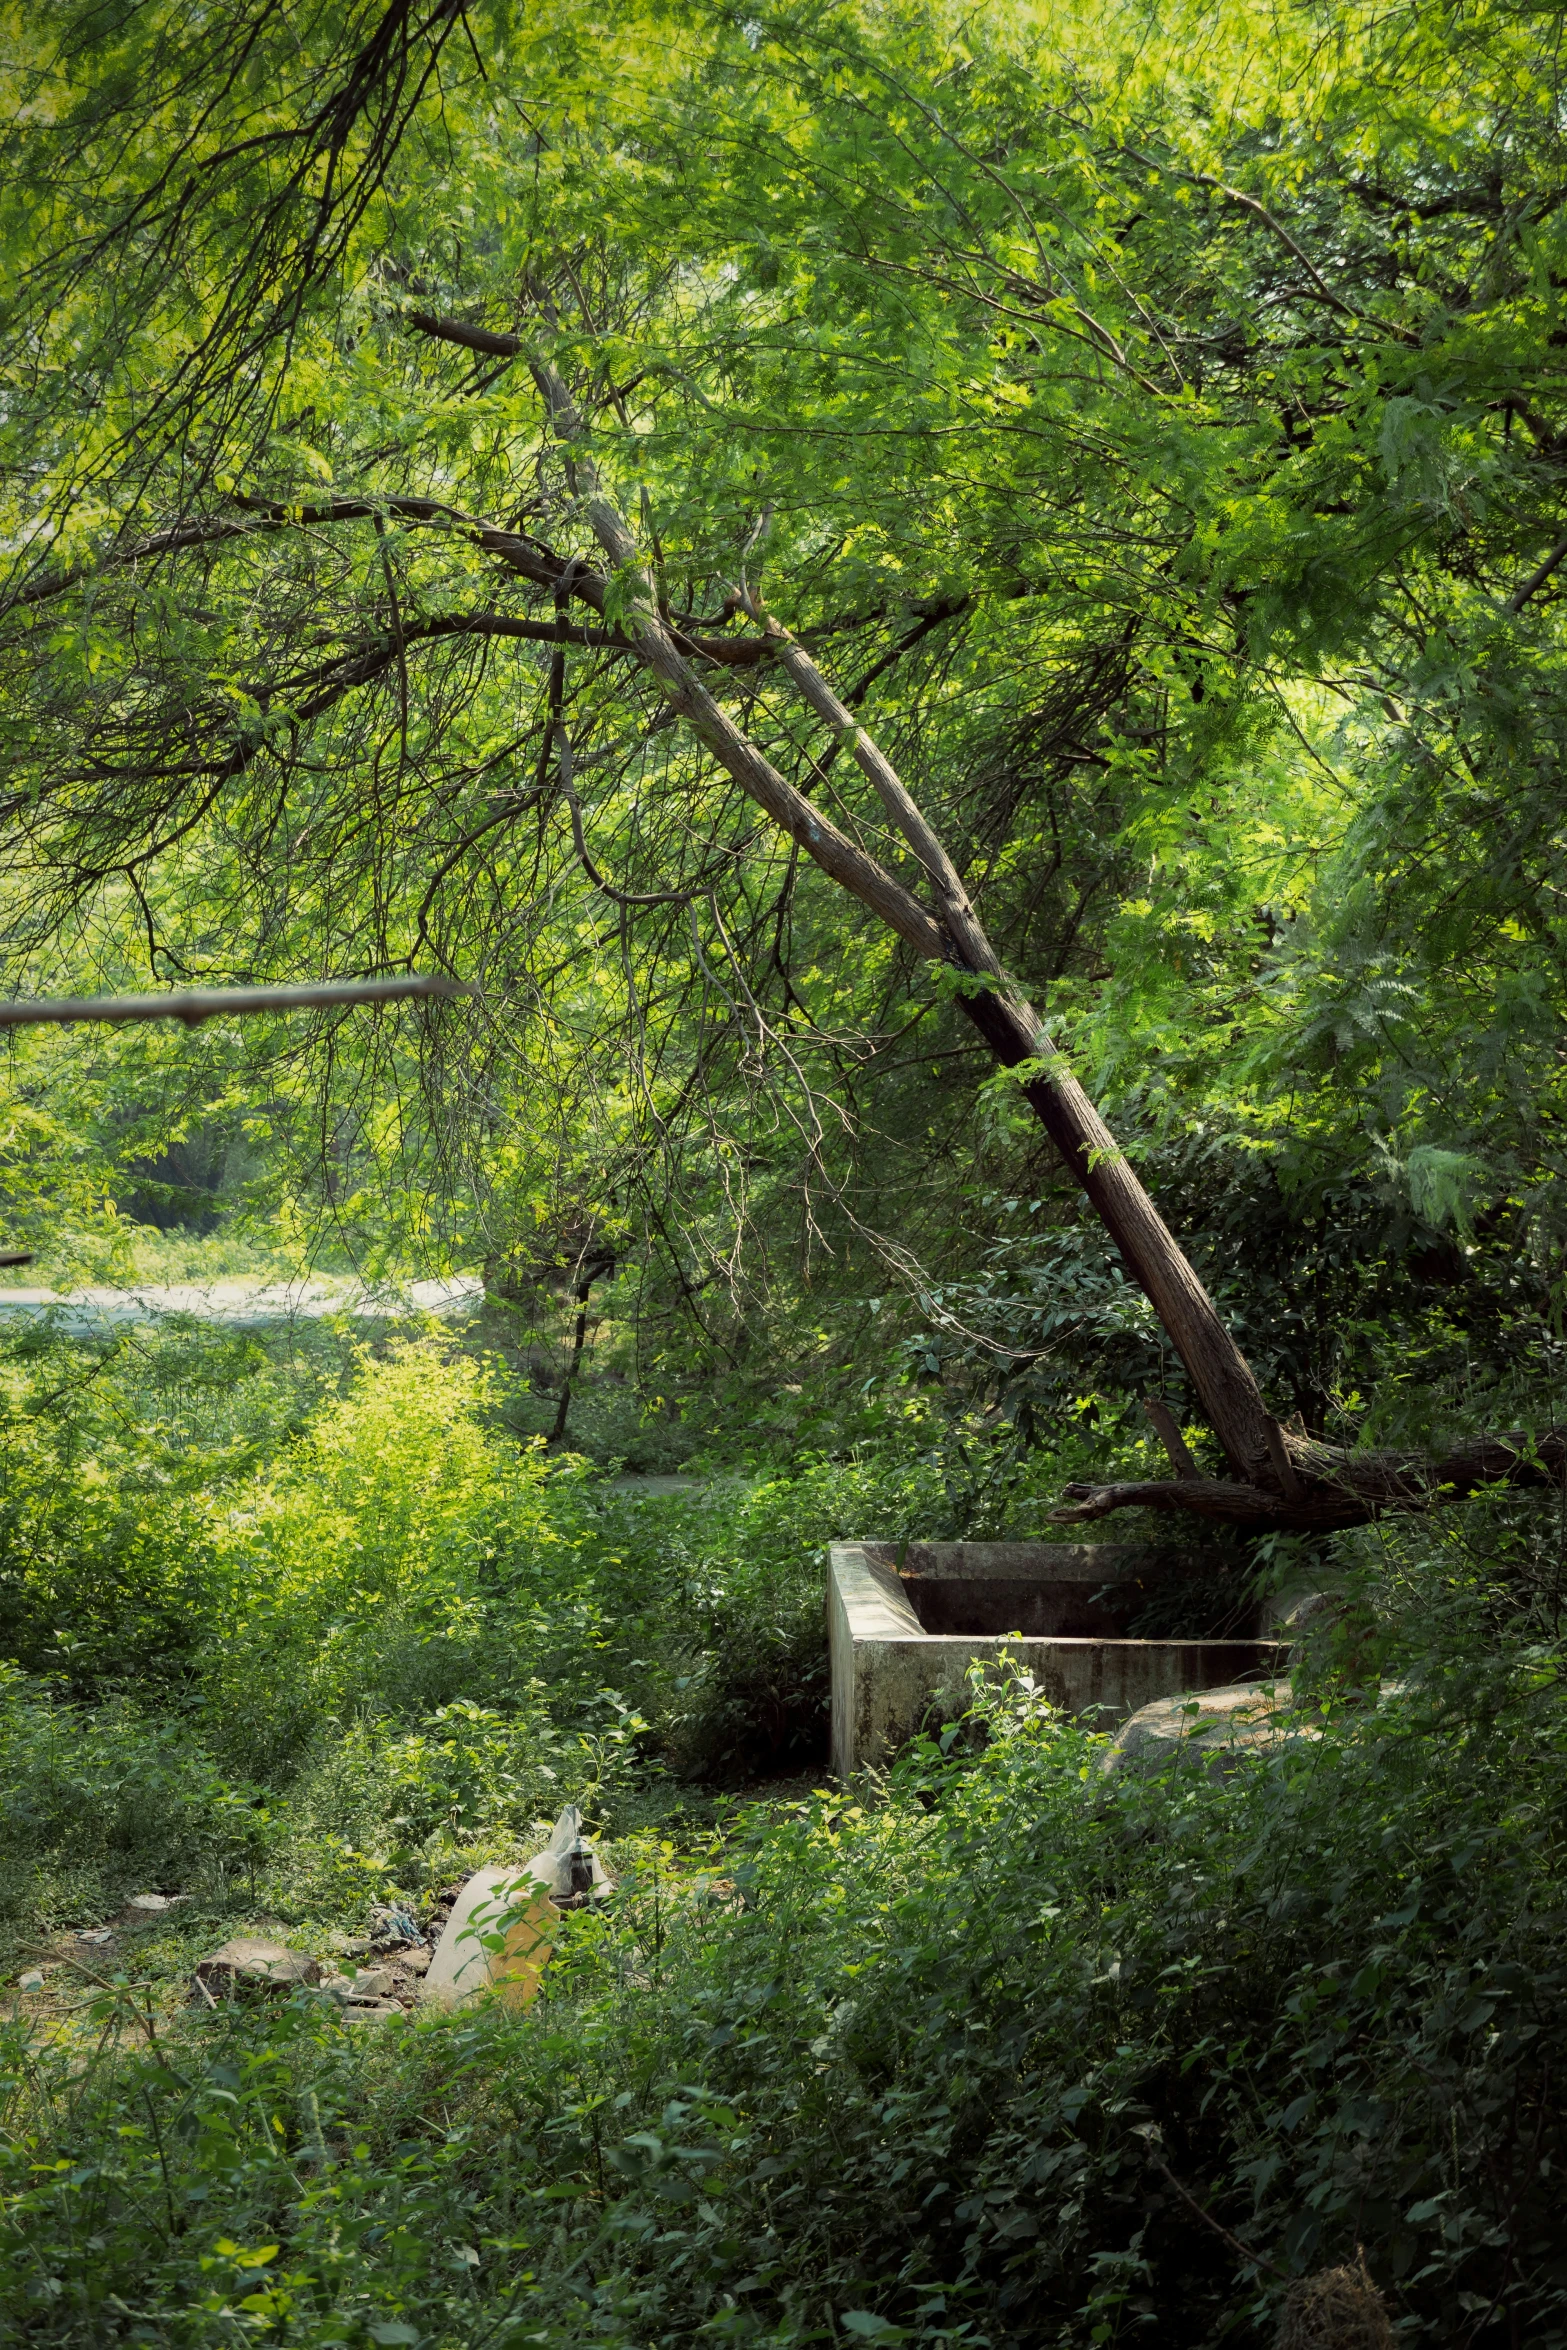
[3,1330,1566,2347]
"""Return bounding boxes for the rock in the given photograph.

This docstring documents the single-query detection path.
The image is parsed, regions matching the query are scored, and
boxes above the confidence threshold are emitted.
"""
[1101,1680,1312,1778]
[398,1945,431,1977]
[18,1970,44,1992]
[1260,1583,1331,1642]
[327,1931,370,1957]
[314,1983,404,2020]
[128,1892,175,1912]
[347,1967,395,2000]
[320,1966,404,2010]
[195,1938,322,1992]
[77,1927,114,1945]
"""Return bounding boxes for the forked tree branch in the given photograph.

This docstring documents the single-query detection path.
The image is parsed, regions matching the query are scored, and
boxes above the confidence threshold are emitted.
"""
[1053,1430,1567,1529]
[500,334,1289,1490]
[508,353,1567,1528]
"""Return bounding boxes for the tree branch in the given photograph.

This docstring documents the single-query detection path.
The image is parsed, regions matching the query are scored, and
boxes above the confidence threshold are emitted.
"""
[1053,1429,1567,1531]
[0,976,469,1029]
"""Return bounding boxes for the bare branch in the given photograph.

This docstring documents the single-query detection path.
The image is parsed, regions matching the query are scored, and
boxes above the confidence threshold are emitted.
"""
[1508,531,1567,614]
[1122,147,1419,346]
[0,976,470,1029]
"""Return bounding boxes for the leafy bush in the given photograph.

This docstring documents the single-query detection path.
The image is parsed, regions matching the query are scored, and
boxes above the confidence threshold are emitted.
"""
[198,1343,589,1780]
[0,1316,348,1699]
[6,1632,1566,2348]
[259,1694,661,1917]
[6,1316,1566,2348]
[559,1451,1004,1782]
[0,1666,267,1927]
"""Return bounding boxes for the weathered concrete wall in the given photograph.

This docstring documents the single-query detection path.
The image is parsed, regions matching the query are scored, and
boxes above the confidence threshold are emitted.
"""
[828,1541,1284,1776]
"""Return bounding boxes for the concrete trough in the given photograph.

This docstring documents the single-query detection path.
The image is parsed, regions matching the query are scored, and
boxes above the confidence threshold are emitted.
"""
[828,1540,1285,1775]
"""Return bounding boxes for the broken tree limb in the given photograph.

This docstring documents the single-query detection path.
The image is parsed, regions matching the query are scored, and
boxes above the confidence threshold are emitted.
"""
[0,975,470,1028]
[943,960,1284,1489]
[1263,1414,1307,1504]
[1053,1428,1567,1530]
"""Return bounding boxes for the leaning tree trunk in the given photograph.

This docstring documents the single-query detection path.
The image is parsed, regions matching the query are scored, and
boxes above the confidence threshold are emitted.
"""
[749,607,1290,1494]
[408,310,1561,1531]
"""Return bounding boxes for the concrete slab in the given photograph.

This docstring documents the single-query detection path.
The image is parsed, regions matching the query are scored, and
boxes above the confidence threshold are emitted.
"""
[828,1540,1285,1775]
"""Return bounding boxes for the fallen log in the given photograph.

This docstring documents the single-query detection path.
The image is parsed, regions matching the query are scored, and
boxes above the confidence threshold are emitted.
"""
[1052,1429,1567,1530]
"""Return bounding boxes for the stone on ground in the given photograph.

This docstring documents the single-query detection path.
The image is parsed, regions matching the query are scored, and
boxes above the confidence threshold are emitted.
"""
[195,1937,322,1992]
[1102,1680,1309,1776]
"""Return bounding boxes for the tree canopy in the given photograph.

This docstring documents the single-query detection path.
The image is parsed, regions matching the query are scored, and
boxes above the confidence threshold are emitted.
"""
[4,0,1567,1476]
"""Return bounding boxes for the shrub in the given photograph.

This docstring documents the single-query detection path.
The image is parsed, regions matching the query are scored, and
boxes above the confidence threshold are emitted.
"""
[507,1650,1567,2345]
[7,1651,1565,2347]
[199,1343,583,1780]
[0,1316,345,1700]
[558,1452,981,1782]
[0,1665,267,1927]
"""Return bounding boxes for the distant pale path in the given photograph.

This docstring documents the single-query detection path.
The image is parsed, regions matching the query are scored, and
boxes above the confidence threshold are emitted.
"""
[0,1273,484,1330]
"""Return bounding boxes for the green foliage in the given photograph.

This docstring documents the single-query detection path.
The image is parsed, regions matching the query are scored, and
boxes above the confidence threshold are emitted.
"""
[4,3,1567,2341]
[0,1272,1563,2347]
[541,1647,1567,2346]
[557,1462,949,1783]
[259,1699,592,1920]
[0,1667,267,1929]
[199,1342,573,1780]
[0,1316,348,1697]
[5,1540,1566,2346]
[6,0,1567,1394]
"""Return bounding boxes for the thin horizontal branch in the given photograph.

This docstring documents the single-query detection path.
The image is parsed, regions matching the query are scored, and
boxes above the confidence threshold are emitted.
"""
[406,307,522,358]
[307,608,643,661]
[6,482,777,669]
[0,976,470,1029]
[1121,147,1419,346]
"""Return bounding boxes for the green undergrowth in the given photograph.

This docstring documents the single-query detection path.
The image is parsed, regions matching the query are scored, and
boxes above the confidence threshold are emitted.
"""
[0,1325,1143,1943]
[3,1625,1565,2348]
[3,1326,1565,2344]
